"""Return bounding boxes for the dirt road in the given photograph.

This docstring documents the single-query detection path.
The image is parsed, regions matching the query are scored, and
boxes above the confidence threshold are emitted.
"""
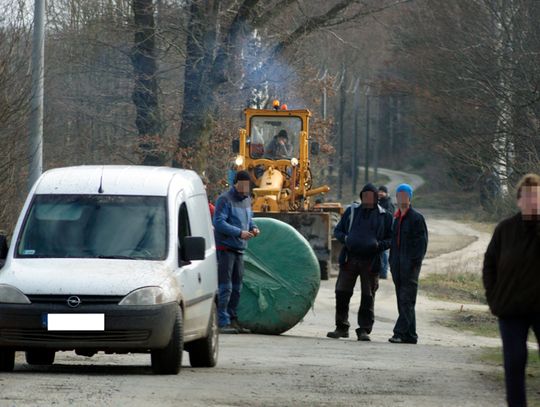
[0,171,506,407]
[0,211,503,407]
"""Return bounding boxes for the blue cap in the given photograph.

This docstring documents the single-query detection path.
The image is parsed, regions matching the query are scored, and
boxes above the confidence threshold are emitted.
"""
[396,183,413,199]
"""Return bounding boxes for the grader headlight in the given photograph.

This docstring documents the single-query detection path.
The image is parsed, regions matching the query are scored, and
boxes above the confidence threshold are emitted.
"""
[235,155,244,167]
[290,157,299,167]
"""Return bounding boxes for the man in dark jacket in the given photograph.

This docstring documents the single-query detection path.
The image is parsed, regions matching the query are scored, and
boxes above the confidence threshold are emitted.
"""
[327,183,393,341]
[389,183,428,344]
[214,170,260,334]
[482,173,540,407]
[264,129,292,159]
[378,185,395,279]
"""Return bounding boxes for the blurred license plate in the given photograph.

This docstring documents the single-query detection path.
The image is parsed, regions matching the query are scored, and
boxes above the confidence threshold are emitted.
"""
[46,314,104,331]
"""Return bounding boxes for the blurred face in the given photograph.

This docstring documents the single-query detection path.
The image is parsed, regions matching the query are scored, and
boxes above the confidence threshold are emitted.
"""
[361,191,377,208]
[518,186,540,218]
[235,180,250,196]
[378,190,387,200]
[396,191,411,209]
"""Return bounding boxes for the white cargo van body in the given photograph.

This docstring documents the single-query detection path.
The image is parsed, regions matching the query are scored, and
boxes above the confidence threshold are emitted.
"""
[0,166,219,374]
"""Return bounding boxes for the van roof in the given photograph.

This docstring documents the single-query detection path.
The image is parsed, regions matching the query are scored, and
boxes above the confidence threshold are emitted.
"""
[34,166,202,196]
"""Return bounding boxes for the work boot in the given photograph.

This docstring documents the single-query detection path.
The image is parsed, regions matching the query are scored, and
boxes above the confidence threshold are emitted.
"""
[230,319,251,334]
[389,335,417,344]
[356,328,371,341]
[219,324,239,334]
[326,327,349,339]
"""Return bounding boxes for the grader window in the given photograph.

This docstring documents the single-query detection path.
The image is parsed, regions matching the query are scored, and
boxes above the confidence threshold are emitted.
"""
[249,116,302,159]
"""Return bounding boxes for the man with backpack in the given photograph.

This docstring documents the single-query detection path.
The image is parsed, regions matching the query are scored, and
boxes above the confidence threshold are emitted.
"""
[327,183,393,341]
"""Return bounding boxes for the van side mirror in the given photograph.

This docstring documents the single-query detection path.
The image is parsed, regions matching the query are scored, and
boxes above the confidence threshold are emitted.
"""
[310,142,320,156]
[180,236,205,263]
[232,140,240,153]
[0,234,8,268]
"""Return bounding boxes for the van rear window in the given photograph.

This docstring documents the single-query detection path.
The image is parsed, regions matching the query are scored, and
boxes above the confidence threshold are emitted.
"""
[16,194,168,260]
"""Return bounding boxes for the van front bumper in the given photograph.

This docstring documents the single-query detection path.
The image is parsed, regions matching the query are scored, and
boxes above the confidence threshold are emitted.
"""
[0,301,178,351]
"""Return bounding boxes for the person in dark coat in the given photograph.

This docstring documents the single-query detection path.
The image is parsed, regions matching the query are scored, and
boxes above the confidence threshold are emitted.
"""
[264,129,292,159]
[327,183,393,341]
[388,183,428,344]
[482,173,540,407]
[378,185,395,279]
[214,170,260,334]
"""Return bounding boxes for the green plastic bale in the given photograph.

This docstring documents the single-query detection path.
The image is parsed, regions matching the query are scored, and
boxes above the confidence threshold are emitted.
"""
[237,217,320,334]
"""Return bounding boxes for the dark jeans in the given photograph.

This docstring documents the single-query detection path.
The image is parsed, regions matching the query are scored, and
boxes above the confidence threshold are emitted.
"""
[391,262,421,341]
[498,314,540,407]
[217,250,244,327]
[334,256,379,334]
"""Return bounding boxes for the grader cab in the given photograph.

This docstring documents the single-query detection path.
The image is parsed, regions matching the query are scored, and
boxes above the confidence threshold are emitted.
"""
[232,101,342,279]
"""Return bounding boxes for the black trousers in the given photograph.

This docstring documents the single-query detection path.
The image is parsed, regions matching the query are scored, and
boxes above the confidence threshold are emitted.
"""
[391,262,421,341]
[498,314,540,407]
[334,257,379,333]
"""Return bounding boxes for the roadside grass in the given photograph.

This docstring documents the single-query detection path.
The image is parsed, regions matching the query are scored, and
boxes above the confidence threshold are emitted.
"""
[421,269,486,305]
[438,308,498,337]
[413,184,478,212]
[420,265,496,337]
[481,347,540,407]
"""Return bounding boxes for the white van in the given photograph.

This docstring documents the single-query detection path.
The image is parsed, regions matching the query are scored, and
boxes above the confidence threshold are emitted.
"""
[0,166,218,374]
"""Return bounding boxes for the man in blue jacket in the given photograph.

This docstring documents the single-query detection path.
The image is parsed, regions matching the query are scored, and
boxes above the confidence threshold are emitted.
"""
[389,183,428,344]
[213,170,259,334]
[327,183,393,341]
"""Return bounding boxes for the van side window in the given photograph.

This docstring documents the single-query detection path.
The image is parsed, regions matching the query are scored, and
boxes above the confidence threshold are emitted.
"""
[186,195,213,250]
[178,203,191,241]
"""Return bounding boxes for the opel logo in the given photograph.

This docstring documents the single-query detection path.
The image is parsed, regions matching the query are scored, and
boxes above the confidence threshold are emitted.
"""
[67,296,81,308]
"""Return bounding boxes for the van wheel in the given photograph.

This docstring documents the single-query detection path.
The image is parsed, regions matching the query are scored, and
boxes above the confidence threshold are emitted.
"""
[151,306,183,374]
[0,348,15,372]
[25,349,55,365]
[188,302,219,367]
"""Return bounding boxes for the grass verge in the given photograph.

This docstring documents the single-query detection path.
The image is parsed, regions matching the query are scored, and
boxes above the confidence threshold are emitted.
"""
[438,308,498,337]
[421,271,486,304]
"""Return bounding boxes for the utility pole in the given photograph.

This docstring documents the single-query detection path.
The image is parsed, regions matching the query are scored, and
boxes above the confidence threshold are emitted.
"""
[29,0,45,190]
[352,80,360,196]
[337,66,346,200]
[373,97,381,181]
[364,86,371,184]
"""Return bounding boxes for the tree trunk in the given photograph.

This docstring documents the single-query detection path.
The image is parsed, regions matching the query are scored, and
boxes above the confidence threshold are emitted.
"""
[131,0,164,165]
[173,0,221,170]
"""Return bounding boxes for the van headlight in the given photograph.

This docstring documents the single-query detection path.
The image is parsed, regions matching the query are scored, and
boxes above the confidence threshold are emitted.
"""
[0,284,31,304]
[119,286,175,306]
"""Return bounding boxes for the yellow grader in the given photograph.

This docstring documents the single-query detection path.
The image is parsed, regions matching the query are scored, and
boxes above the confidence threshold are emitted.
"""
[231,100,342,279]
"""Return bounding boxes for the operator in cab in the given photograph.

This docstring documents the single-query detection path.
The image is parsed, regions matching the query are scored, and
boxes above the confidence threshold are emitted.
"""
[264,129,292,159]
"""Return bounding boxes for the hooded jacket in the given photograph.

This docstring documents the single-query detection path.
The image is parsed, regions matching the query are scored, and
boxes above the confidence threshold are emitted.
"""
[334,186,393,271]
[482,213,540,317]
[378,196,395,216]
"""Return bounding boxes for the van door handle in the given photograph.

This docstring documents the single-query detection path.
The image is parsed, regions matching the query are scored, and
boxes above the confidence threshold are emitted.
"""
[198,273,202,283]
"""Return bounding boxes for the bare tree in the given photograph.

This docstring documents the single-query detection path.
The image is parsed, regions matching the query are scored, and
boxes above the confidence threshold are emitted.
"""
[131,0,164,165]
[173,0,413,171]
[0,0,32,231]
[387,0,540,208]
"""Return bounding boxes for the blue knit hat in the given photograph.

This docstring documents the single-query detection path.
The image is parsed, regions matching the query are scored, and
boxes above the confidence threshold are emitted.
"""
[396,183,413,199]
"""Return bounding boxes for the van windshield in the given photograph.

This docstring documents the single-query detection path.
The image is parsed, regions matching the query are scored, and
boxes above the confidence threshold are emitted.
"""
[16,195,167,260]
